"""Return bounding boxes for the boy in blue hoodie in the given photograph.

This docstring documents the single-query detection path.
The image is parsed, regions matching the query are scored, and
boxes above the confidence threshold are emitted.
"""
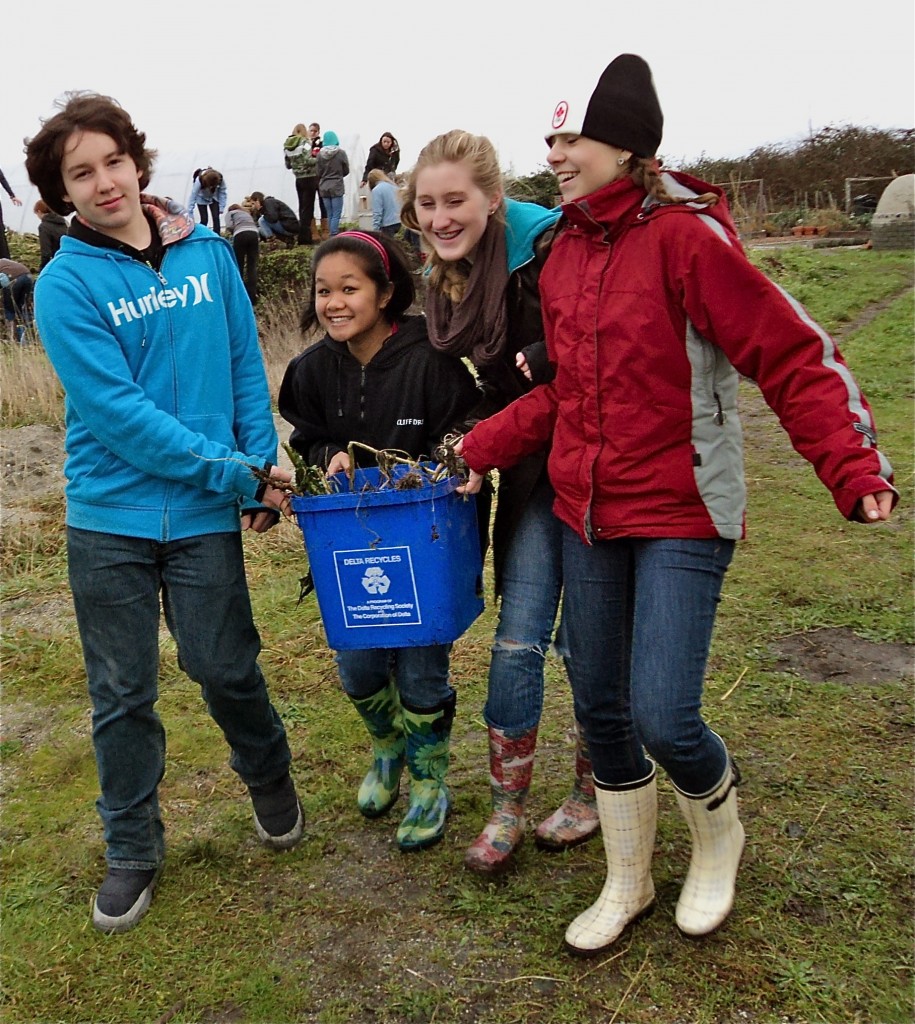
[25,91,304,935]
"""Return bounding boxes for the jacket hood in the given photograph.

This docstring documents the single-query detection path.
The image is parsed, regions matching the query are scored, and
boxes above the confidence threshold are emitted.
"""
[503,198,562,274]
[64,194,196,260]
[284,134,306,150]
[561,172,738,245]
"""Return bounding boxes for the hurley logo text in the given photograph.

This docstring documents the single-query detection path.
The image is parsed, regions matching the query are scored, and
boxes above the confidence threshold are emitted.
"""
[107,274,213,327]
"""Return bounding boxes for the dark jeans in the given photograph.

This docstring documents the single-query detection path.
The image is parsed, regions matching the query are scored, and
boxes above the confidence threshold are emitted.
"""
[197,202,222,235]
[561,528,735,794]
[258,216,295,240]
[2,274,34,324]
[232,230,259,304]
[294,177,318,242]
[0,205,9,260]
[67,527,292,869]
[335,644,453,708]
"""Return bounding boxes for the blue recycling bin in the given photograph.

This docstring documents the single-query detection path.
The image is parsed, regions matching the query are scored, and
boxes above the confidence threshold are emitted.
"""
[290,464,484,650]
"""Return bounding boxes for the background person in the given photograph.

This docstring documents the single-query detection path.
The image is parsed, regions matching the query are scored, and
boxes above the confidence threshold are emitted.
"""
[401,129,600,876]
[367,169,402,237]
[225,201,260,304]
[0,166,23,260]
[0,257,35,342]
[457,53,897,956]
[316,131,349,238]
[361,132,400,187]
[249,190,299,246]
[309,123,328,238]
[34,198,69,268]
[283,123,320,244]
[187,167,228,234]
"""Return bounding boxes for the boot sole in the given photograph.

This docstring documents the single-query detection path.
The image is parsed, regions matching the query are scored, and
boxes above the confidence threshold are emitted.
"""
[534,826,600,853]
[255,801,304,850]
[675,836,746,939]
[463,856,515,877]
[398,830,445,852]
[563,901,655,958]
[358,788,400,819]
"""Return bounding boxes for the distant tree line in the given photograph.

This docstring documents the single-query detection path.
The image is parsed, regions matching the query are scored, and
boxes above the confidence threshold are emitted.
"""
[676,124,914,209]
[508,124,914,213]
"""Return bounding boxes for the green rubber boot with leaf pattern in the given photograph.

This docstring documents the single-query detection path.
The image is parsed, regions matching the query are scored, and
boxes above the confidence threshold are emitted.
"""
[397,691,456,851]
[348,680,405,818]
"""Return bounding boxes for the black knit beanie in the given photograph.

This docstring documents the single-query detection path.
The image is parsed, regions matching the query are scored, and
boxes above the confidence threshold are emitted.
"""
[547,54,663,157]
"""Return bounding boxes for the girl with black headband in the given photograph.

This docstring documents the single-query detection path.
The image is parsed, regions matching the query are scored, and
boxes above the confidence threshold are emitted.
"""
[279,230,480,851]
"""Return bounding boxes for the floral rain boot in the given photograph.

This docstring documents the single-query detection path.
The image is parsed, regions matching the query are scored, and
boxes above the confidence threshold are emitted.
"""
[534,721,600,851]
[397,692,456,851]
[464,726,537,875]
[348,680,405,818]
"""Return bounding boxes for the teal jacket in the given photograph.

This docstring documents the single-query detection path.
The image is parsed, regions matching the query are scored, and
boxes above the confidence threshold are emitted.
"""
[34,200,277,541]
[503,196,561,274]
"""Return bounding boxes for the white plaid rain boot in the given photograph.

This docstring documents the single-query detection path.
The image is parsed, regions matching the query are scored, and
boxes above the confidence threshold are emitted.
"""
[673,758,744,936]
[564,761,657,957]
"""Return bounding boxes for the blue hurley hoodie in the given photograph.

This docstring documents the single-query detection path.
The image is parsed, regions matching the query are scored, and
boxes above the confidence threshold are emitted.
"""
[34,197,278,541]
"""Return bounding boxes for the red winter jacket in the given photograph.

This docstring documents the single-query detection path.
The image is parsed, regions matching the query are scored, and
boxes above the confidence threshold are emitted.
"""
[461,173,896,544]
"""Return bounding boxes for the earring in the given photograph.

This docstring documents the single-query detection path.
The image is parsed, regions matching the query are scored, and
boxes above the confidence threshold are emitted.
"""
[617,156,627,166]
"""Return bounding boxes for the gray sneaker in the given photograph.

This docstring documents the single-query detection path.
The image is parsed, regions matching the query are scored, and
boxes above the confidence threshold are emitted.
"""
[249,773,304,850]
[92,866,160,933]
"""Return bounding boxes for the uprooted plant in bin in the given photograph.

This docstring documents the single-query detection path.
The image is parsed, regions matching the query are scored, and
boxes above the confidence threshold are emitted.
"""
[249,434,470,498]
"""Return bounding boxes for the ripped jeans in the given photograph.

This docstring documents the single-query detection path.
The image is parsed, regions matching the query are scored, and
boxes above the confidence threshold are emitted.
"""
[483,475,568,736]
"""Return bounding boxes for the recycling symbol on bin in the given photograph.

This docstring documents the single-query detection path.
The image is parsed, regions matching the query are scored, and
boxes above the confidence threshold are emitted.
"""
[361,566,391,595]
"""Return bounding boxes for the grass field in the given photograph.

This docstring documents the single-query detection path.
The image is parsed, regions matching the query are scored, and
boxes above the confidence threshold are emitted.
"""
[1,245,912,1024]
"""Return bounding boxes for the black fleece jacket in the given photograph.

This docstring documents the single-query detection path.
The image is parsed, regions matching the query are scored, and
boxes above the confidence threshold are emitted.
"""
[279,314,480,470]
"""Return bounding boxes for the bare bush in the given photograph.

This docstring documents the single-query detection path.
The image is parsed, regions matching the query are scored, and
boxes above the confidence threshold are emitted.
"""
[675,124,914,211]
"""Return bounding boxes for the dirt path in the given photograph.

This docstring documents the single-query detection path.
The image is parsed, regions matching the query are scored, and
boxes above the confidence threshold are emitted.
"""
[832,283,914,339]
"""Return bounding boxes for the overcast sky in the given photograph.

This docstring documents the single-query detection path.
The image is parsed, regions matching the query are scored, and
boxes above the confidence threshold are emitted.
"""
[3,0,912,220]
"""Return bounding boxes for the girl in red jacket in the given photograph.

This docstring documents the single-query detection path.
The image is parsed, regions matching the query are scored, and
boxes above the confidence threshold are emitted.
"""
[457,54,896,956]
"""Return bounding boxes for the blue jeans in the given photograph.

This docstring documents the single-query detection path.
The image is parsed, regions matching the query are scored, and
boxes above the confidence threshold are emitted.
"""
[67,528,292,869]
[560,528,734,794]
[258,216,294,240]
[323,195,344,236]
[3,274,34,326]
[335,644,452,709]
[484,475,568,735]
